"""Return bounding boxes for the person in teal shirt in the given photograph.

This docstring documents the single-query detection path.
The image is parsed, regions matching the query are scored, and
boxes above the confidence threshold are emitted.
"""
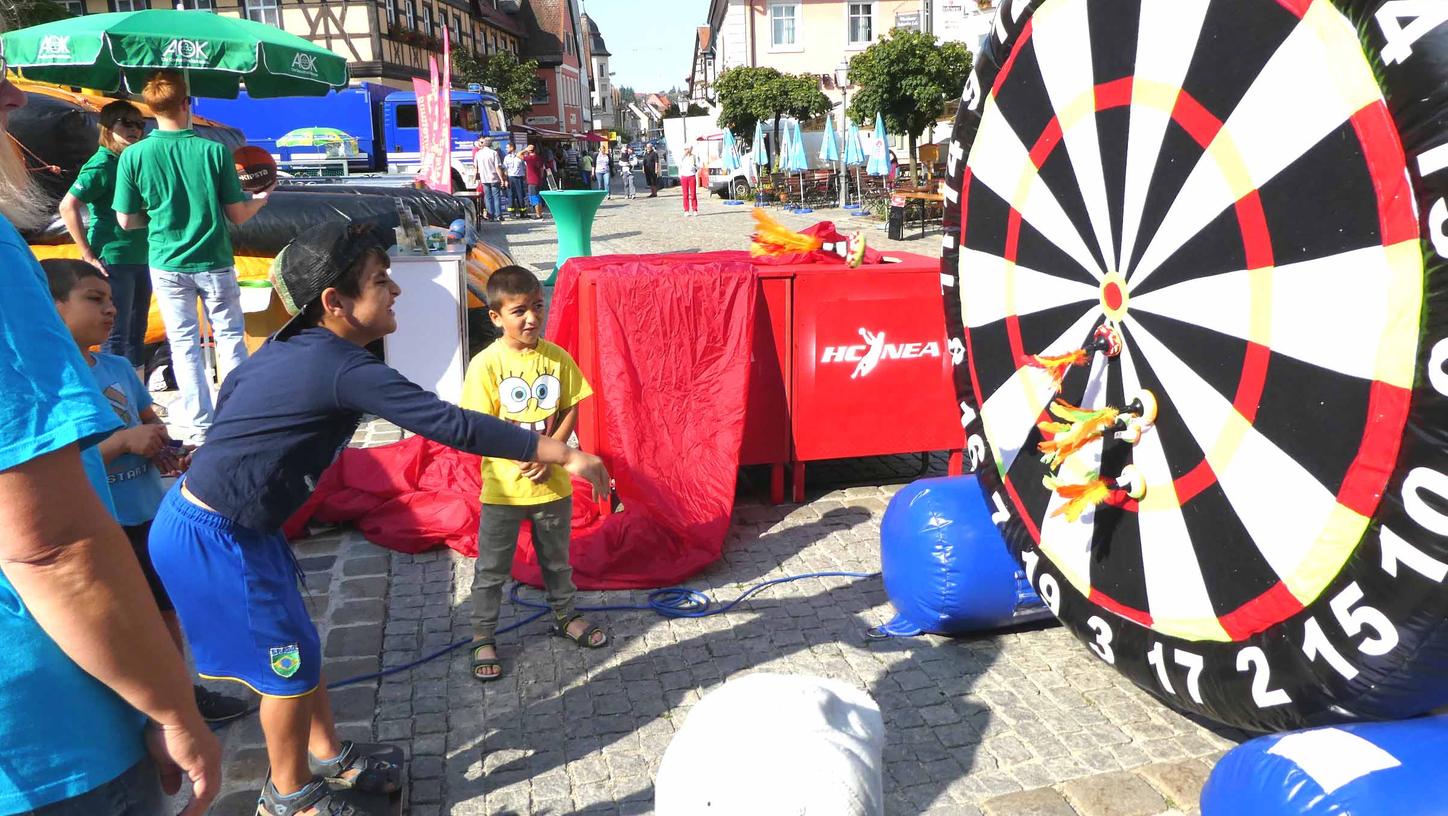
[113,70,272,445]
[59,100,151,370]
[0,66,219,815]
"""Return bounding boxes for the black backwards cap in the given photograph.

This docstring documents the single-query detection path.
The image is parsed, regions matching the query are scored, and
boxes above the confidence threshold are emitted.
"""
[271,220,392,339]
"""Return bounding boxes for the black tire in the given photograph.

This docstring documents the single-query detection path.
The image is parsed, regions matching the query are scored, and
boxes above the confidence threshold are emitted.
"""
[940,0,1448,732]
[730,178,752,200]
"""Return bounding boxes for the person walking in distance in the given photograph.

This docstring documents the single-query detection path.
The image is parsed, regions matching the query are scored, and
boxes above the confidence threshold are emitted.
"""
[521,145,547,220]
[503,143,527,219]
[113,70,273,446]
[595,144,612,200]
[679,146,699,216]
[473,137,505,222]
[621,146,637,199]
[643,143,660,197]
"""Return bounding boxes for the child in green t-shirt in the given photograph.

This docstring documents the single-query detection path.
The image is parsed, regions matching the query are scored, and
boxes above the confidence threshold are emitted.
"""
[460,266,608,682]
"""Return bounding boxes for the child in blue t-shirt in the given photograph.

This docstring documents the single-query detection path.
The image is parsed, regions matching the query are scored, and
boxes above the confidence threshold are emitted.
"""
[43,258,245,724]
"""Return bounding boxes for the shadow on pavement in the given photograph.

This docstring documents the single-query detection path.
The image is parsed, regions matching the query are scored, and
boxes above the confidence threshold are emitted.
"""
[439,505,999,814]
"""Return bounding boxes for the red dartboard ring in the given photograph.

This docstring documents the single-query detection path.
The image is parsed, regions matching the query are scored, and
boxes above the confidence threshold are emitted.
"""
[940,0,1448,732]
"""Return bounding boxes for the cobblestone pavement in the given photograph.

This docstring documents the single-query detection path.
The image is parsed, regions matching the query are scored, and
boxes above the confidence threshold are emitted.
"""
[183,193,1244,814]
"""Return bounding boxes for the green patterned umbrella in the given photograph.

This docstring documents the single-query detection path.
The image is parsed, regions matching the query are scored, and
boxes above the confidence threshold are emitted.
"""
[277,127,359,152]
[1,10,348,98]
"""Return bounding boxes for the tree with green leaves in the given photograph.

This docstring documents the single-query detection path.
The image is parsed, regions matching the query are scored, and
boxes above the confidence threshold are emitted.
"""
[716,66,829,169]
[452,49,543,123]
[847,29,972,181]
[0,0,72,31]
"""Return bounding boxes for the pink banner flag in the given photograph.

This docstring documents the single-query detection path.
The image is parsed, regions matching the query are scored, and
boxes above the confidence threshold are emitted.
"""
[411,29,453,193]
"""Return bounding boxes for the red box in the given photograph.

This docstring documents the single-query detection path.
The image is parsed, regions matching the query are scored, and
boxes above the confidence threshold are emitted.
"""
[783,254,963,500]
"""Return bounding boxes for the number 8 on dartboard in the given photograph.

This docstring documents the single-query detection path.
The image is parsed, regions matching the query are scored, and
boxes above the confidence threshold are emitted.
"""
[939,0,1448,732]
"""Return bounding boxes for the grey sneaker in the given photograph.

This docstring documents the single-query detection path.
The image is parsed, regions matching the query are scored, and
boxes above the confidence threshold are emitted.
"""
[259,778,360,816]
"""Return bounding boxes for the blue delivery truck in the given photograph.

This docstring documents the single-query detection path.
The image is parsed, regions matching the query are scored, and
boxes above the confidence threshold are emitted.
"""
[194,81,516,190]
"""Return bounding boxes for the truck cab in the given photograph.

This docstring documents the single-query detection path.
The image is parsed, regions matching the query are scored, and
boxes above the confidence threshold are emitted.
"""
[382,90,509,190]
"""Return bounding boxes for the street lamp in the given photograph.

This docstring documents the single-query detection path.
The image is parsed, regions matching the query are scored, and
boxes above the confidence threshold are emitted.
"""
[835,58,850,209]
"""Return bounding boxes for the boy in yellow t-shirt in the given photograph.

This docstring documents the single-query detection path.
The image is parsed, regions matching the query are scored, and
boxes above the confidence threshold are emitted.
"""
[461,266,607,682]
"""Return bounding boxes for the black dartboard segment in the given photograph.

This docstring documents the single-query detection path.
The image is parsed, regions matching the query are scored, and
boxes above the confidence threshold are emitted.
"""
[941,0,1448,732]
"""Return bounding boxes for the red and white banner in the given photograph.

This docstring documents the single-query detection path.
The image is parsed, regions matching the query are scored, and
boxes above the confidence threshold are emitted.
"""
[411,28,452,193]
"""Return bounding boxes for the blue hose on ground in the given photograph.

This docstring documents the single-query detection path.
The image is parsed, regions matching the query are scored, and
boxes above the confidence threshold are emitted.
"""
[326,570,880,690]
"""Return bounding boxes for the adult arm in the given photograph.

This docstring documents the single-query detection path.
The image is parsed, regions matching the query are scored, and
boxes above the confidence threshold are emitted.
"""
[0,444,219,813]
[111,153,148,232]
[58,193,102,269]
[223,189,272,225]
[116,210,148,231]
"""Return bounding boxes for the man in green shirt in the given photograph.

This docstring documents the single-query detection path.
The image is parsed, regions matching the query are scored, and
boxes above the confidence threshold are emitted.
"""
[114,70,272,444]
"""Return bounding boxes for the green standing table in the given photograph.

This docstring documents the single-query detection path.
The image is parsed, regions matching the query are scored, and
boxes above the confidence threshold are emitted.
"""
[539,189,607,285]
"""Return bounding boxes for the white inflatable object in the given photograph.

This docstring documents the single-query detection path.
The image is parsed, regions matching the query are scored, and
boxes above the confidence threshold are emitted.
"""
[654,673,885,816]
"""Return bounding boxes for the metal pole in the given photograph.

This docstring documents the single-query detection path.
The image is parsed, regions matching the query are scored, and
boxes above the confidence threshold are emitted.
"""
[838,83,847,209]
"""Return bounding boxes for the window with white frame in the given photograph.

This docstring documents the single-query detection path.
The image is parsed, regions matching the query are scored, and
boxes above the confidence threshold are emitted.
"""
[422,5,433,36]
[109,0,147,12]
[179,0,215,10]
[770,3,799,48]
[403,0,416,30]
[58,0,84,15]
[244,0,280,28]
[384,0,396,27]
[847,1,873,45]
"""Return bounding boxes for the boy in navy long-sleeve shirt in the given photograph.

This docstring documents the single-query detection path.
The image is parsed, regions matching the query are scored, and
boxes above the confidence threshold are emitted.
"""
[148,221,609,816]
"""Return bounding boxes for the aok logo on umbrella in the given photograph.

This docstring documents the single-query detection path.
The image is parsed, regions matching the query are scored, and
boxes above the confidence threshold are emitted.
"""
[290,52,318,75]
[36,35,71,60]
[161,38,211,66]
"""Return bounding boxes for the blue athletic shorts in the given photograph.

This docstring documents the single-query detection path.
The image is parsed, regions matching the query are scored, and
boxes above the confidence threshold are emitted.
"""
[148,483,321,697]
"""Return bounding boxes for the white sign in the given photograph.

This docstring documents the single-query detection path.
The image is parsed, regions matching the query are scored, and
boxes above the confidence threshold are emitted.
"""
[820,329,941,379]
[932,0,995,49]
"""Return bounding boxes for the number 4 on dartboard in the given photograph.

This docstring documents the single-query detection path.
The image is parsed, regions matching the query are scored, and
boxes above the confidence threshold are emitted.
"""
[1376,2,1448,64]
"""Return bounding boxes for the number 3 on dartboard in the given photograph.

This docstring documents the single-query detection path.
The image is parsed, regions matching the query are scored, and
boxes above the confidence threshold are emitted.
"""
[1086,616,1114,664]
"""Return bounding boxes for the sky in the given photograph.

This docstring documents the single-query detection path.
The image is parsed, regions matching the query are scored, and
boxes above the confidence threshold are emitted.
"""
[581,0,710,94]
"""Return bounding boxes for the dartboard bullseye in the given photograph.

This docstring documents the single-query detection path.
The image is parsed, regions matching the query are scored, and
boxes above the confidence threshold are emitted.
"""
[941,0,1448,732]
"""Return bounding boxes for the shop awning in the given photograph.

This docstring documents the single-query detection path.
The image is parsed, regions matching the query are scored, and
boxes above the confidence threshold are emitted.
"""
[520,124,574,139]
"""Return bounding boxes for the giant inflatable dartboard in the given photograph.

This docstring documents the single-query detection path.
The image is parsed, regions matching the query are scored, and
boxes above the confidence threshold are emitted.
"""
[941,0,1448,732]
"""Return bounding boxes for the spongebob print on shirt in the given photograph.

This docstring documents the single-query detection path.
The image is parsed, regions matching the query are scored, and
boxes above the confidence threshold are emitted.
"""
[461,338,593,506]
